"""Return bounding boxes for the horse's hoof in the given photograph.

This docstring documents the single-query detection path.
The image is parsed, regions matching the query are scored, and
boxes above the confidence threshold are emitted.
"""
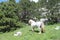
[38,32,41,34]
[31,30,34,32]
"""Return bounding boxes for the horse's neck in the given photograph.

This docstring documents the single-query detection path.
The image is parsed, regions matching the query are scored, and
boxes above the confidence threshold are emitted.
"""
[31,20,36,23]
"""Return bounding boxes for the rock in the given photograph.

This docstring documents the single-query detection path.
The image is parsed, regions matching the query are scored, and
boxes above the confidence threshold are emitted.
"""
[55,26,60,30]
[14,31,22,36]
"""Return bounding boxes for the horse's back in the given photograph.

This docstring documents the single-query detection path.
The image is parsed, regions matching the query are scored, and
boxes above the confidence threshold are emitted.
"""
[36,21,42,27]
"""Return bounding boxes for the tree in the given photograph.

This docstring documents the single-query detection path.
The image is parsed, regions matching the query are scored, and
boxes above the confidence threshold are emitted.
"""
[0,0,24,32]
[19,0,37,22]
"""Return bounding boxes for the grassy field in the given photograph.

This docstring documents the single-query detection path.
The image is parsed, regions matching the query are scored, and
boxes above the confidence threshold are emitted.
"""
[0,23,60,40]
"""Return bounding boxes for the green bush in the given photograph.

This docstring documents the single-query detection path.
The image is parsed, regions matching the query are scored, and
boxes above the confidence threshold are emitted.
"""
[0,17,25,32]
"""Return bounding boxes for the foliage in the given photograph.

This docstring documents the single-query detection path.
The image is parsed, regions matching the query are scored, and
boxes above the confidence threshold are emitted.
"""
[0,0,23,32]
[0,0,60,32]
[0,23,60,40]
[38,0,60,24]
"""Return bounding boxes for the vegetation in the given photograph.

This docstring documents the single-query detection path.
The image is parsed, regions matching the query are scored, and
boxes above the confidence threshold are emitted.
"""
[0,0,60,40]
[0,0,60,32]
[0,23,60,40]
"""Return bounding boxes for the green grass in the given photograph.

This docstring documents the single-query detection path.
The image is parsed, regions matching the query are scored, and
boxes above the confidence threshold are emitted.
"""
[0,23,60,40]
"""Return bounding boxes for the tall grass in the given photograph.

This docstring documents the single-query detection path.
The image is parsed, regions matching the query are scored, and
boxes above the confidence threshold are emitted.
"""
[0,23,60,40]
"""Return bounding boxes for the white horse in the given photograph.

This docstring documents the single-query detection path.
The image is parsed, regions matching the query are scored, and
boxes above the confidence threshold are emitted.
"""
[28,18,48,34]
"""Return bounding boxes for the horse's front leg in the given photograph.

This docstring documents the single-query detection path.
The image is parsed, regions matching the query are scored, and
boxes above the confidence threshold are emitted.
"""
[31,26,34,32]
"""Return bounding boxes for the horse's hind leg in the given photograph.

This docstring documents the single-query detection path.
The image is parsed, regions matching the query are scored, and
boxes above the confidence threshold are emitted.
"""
[38,26,44,34]
[41,27,45,33]
[38,26,41,34]
[38,23,45,34]
[41,23,45,33]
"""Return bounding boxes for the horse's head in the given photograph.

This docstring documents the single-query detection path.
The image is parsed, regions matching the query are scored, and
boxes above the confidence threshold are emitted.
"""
[28,19,35,25]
